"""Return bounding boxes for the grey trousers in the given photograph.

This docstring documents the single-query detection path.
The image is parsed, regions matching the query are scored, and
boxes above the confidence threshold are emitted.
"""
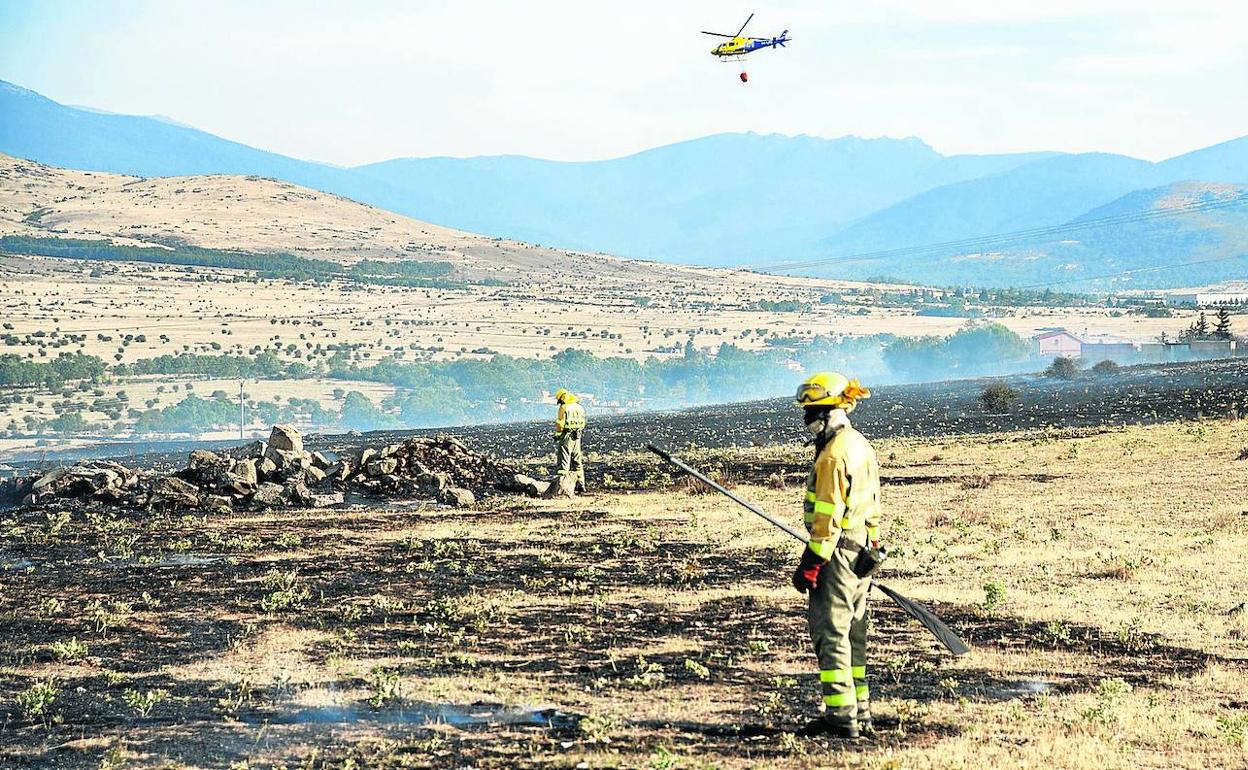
[806,526,871,719]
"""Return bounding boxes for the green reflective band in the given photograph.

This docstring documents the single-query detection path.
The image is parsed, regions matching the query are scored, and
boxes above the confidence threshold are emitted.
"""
[812,500,841,516]
[804,491,817,502]
[808,539,836,560]
[823,692,857,707]
[867,527,879,541]
[856,685,870,699]
[820,669,853,684]
[852,666,866,679]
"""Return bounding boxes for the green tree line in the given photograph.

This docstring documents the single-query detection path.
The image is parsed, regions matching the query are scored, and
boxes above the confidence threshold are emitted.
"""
[0,236,460,288]
[8,323,1041,433]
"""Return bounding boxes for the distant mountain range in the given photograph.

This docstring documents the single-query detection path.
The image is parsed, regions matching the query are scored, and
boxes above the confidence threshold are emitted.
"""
[3,78,1247,289]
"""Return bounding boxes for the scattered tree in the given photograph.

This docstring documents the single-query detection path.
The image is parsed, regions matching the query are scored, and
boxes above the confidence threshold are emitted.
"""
[1214,307,1233,340]
[1045,356,1080,380]
[979,382,1019,413]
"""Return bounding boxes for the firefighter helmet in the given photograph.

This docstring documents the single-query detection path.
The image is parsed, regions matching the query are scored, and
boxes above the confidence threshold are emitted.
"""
[795,372,870,411]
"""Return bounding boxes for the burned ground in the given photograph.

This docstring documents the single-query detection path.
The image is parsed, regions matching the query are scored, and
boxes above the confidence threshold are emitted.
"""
[2,417,1246,769]
[25,356,1248,478]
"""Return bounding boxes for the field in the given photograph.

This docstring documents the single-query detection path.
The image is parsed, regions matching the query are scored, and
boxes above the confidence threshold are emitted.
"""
[2,413,1246,769]
[323,356,1248,462]
[1,152,1220,456]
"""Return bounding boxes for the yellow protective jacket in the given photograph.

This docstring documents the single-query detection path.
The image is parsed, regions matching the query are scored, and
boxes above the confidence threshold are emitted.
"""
[803,421,881,560]
[555,399,586,435]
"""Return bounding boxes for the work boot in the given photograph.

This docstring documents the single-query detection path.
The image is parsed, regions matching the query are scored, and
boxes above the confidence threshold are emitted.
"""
[796,714,859,740]
[575,481,587,494]
[856,703,873,734]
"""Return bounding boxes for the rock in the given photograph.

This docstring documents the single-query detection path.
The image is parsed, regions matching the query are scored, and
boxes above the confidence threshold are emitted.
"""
[32,468,69,493]
[379,444,402,458]
[188,449,225,470]
[282,478,313,506]
[439,434,470,453]
[310,451,333,470]
[359,447,378,467]
[268,424,303,454]
[303,465,326,483]
[418,471,449,491]
[439,486,475,507]
[231,459,258,486]
[263,444,282,465]
[325,461,352,484]
[542,474,578,499]
[234,440,267,459]
[366,458,398,476]
[221,472,256,497]
[308,491,345,507]
[149,476,201,508]
[506,473,550,497]
[252,482,284,507]
[202,494,234,514]
[257,456,278,478]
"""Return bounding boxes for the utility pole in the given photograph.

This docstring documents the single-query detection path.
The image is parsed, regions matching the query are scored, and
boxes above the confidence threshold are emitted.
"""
[238,379,246,440]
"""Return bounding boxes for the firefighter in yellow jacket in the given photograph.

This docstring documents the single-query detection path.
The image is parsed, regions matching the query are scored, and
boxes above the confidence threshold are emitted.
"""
[792,372,881,739]
[553,388,587,492]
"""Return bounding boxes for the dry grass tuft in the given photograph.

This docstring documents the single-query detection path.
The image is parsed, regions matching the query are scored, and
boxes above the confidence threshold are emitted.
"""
[766,472,791,490]
[678,468,738,495]
[961,473,993,490]
[1095,556,1153,581]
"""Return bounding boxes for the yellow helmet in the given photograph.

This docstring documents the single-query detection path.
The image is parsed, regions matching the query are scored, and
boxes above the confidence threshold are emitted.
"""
[554,388,570,403]
[795,372,871,411]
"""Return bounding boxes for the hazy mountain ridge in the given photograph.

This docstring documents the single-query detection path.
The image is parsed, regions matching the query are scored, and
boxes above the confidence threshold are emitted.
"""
[3,78,1247,288]
[821,181,1248,288]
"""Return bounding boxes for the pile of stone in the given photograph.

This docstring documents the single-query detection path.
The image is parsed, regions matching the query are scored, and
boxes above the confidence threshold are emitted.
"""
[6,460,153,510]
[177,423,346,512]
[2,424,558,514]
[346,434,493,507]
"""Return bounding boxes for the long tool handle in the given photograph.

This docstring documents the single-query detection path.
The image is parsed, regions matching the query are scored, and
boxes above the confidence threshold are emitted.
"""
[646,442,971,657]
[646,443,810,543]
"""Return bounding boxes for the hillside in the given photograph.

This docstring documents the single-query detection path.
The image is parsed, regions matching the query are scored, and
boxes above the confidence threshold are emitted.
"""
[0,152,845,288]
[0,80,1053,266]
[352,134,1055,266]
[811,181,1248,288]
[819,153,1162,256]
[5,78,1248,288]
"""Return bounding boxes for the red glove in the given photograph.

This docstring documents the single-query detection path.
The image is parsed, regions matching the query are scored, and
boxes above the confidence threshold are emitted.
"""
[792,546,827,593]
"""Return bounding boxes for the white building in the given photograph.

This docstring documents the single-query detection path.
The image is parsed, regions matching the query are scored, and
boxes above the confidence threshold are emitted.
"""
[1164,292,1248,307]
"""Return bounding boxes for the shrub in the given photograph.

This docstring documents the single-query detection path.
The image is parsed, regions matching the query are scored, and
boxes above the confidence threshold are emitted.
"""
[1045,356,1080,379]
[1091,359,1120,375]
[981,580,1006,614]
[979,382,1019,413]
[17,680,58,723]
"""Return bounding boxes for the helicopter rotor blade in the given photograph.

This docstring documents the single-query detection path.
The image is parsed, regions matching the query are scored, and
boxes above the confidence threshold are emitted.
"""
[735,12,754,38]
[700,31,734,37]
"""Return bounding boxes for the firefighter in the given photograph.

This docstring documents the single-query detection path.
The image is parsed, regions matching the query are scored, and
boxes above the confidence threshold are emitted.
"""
[553,388,587,492]
[792,372,880,739]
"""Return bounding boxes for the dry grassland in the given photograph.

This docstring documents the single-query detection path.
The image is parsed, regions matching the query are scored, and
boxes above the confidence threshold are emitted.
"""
[2,418,1246,768]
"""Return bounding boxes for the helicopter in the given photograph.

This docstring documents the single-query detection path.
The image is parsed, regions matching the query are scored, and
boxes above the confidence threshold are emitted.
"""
[702,13,789,81]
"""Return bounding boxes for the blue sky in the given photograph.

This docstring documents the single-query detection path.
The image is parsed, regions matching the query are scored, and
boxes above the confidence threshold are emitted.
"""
[1,0,1245,165]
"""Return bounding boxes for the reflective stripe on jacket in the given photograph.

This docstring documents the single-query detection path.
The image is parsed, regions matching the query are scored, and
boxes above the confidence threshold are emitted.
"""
[556,401,587,434]
[803,423,881,560]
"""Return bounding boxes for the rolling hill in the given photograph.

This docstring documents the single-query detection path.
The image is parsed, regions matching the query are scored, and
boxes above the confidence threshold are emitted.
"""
[813,181,1248,289]
[3,77,1248,288]
[0,151,862,292]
